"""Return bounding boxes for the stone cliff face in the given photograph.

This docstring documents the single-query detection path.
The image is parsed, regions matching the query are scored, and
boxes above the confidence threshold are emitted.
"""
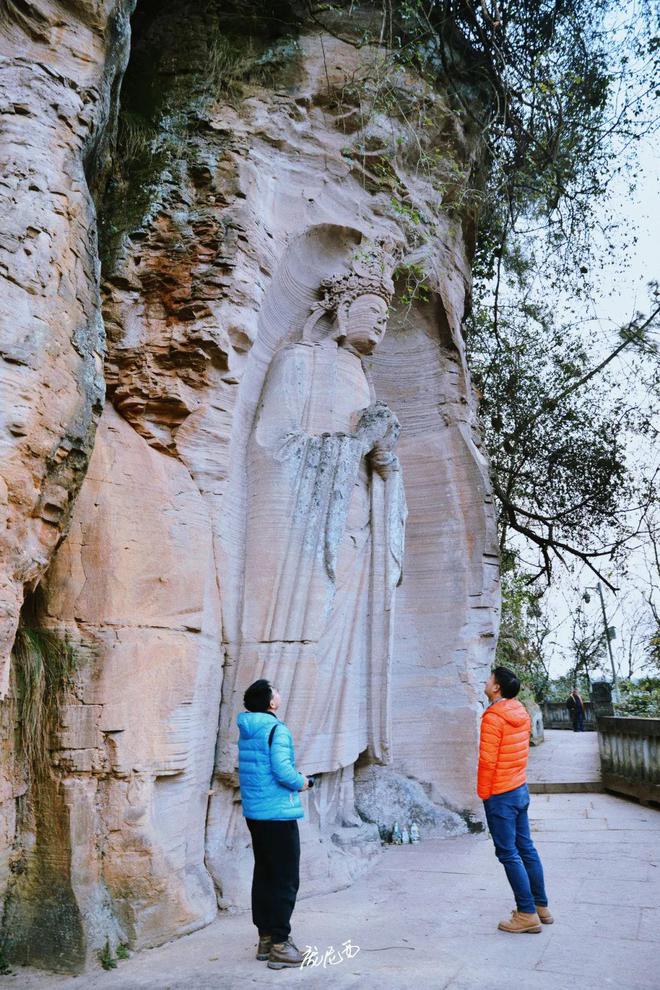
[0,0,499,973]
[0,0,138,698]
[0,0,136,972]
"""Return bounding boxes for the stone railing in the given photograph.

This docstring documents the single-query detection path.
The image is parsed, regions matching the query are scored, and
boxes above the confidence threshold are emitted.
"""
[542,701,596,730]
[597,716,660,805]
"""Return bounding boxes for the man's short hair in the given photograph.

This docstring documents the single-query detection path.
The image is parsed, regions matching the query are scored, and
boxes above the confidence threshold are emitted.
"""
[244,679,273,712]
[492,666,521,699]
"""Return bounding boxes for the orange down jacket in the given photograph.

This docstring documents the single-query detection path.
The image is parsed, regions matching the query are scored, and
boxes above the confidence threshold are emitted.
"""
[477,698,531,800]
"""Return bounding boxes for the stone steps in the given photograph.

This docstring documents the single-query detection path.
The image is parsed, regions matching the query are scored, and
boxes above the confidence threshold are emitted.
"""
[527,729,602,795]
[528,781,604,794]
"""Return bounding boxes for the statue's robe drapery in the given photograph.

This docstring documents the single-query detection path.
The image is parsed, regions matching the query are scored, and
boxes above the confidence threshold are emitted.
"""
[217,338,406,777]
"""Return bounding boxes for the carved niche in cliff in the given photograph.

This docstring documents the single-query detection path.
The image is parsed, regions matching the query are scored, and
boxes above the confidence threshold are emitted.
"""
[216,239,407,810]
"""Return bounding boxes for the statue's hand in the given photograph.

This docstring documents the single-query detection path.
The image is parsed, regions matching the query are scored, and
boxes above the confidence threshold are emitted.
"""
[356,401,400,452]
[369,444,399,479]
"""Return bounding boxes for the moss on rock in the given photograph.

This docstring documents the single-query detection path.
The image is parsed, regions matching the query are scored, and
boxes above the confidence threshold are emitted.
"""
[98,0,302,274]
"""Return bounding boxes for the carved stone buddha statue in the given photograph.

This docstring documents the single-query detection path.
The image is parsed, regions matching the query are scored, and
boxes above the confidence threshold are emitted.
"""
[217,246,407,827]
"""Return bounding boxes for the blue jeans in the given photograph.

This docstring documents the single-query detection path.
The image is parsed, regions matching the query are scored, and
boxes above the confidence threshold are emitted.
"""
[483,783,548,914]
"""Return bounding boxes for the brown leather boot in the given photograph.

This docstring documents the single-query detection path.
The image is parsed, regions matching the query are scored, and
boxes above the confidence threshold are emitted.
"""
[256,935,272,960]
[536,905,554,924]
[498,910,542,933]
[267,938,304,969]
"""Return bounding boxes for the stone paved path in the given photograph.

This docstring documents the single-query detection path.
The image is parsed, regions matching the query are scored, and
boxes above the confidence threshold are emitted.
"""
[528,728,602,792]
[6,792,660,990]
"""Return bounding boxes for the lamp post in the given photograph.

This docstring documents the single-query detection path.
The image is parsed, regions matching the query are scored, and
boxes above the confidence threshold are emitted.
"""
[583,583,619,702]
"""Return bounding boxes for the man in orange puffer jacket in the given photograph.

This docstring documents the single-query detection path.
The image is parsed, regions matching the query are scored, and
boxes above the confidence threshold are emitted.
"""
[478,666,553,934]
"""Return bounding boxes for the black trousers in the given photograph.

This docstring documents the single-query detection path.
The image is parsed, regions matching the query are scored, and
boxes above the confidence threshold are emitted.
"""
[245,818,300,943]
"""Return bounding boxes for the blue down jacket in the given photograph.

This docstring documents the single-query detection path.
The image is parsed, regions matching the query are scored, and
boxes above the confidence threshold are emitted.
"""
[237,711,306,820]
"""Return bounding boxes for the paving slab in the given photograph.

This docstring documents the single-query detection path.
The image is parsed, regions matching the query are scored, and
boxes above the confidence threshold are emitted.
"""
[528,729,602,791]
[3,793,659,990]
[575,876,660,908]
[536,932,660,989]
[446,963,606,990]
[529,900,642,940]
[544,858,652,881]
[573,839,660,859]
[532,816,610,831]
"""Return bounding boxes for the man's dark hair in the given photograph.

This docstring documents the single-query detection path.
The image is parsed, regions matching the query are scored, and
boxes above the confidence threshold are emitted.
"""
[492,666,521,699]
[243,679,273,712]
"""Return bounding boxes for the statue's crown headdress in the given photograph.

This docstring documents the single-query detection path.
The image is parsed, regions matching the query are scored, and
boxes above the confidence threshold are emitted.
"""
[319,241,397,312]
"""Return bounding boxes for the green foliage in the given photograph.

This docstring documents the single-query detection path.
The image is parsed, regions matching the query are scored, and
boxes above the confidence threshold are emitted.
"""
[115,111,159,171]
[0,943,12,976]
[207,34,302,103]
[614,677,660,717]
[496,567,550,700]
[97,936,130,968]
[390,198,424,226]
[467,290,653,578]
[12,622,77,780]
[393,261,431,307]
[383,1,659,242]
[316,33,475,295]
[98,939,117,971]
[545,672,591,702]
[207,36,256,99]
[647,621,660,669]
[571,610,608,676]
[516,683,538,713]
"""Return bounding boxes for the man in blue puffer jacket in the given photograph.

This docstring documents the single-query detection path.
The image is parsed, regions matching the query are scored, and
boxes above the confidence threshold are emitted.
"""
[238,678,312,970]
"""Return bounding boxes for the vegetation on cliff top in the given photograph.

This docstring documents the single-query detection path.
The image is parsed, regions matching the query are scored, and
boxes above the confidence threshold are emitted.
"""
[98,0,304,272]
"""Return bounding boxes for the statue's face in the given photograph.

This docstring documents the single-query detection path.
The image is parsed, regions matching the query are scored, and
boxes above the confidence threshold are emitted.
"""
[341,294,389,355]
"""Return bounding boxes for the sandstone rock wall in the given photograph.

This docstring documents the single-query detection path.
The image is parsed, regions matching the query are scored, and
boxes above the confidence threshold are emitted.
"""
[1,1,499,973]
[42,407,222,944]
[0,0,135,969]
[0,0,135,696]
